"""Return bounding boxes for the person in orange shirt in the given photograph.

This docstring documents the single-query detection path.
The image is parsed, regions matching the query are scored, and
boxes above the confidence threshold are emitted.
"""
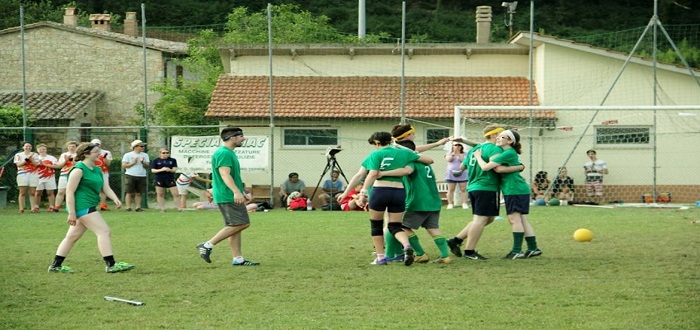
[14,141,40,213]
[91,139,113,211]
[54,141,78,211]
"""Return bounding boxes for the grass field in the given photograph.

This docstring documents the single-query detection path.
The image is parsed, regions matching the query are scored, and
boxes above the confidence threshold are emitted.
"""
[1,203,698,329]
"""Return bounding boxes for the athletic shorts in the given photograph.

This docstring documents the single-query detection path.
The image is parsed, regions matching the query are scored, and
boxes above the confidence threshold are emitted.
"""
[124,174,147,194]
[504,194,530,215]
[58,175,68,190]
[402,210,440,230]
[17,172,39,187]
[218,202,250,226]
[368,186,406,213]
[177,183,190,195]
[586,180,604,196]
[76,206,97,218]
[468,190,500,217]
[36,179,57,191]
[155,179,176,188]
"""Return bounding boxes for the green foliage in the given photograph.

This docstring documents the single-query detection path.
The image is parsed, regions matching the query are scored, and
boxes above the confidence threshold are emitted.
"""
[639,39,700,69]
[0,103,27,128]
[0,207,698,328]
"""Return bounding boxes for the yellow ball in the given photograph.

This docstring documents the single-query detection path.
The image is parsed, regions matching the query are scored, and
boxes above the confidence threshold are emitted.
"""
[573,228,594,242]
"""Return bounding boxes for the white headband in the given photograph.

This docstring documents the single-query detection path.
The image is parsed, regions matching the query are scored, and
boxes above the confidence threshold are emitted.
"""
[503,130,517,144]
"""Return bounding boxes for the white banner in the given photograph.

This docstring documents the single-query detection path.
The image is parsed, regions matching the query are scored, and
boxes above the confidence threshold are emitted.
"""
[170,135,269,173]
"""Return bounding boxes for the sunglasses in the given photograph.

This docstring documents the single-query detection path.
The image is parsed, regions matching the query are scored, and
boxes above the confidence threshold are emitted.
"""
[161,152,170,154]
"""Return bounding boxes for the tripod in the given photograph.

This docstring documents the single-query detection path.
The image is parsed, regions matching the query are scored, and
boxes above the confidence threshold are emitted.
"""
[310,155,349,209]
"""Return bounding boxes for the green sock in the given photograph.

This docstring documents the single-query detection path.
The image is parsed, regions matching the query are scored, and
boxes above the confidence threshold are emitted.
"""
[407,234,425,255]
[525,236,538,251]
[433,236,450,258]
[384,231,398,258]
[512,232,525,253]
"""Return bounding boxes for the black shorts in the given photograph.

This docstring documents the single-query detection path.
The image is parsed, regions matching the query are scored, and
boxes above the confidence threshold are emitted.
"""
[124,174,147,194]
[468,190,499,217]
[368,186,406,213]
[155,179,176,188]
[504,194,530,215]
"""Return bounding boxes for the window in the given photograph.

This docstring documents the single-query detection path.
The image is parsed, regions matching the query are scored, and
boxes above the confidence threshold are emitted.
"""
[595,126,650,145]
[426,128,449,144]
[283,128,338,147]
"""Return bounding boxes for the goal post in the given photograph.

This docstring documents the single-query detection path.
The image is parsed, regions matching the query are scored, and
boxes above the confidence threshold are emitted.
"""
[453,105,700,204]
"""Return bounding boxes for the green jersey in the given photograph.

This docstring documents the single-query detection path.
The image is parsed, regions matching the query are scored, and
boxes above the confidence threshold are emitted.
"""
[404,162,441,211]
[211,146,244,204]
[69,161,103,211]
[491,148,530,195]
[363,146,420,183]
[463,143,502,192]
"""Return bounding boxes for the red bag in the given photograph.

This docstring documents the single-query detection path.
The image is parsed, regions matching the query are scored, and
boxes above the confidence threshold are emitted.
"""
[288,197,307,210]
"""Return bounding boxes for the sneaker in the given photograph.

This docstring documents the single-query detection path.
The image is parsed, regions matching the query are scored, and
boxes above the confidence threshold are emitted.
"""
[463,251,489,260]
[232,259,260,266]
[462,203,470,209]
[502,251,526,260]
[51,207,59,213]
[48,265,75,273]
[403,246,415,266]
[125,208,132,212]
[446,204,454,209]
[447,238,463,257]
[100,202,109,211]
[414,254,430,263]
[386,254,405,263]
[525,249,542,258]
[369,258,387,265]
[432,257,453,264]
[31,206,39,213]
[106,261,135,273]
[135,208,144,212]
[196,243,212,263]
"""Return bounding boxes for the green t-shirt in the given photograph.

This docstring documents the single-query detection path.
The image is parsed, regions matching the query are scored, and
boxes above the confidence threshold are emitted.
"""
[463,142,502,192]
[69,161,103,211]
[211,146,244,204]
[491,148,530,195]
[404,162,441,211]
[363,146,420,183]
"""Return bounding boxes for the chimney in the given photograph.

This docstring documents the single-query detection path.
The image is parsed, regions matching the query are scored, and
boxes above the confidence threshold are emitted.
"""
[475,6,492,44]
[89,14,111,32]
[63,7,77,27]
[123,12,139,37]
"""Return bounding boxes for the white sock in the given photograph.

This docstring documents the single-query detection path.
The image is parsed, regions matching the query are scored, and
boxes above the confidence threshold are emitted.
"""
[203,242,214,249]
[233,256,244,264]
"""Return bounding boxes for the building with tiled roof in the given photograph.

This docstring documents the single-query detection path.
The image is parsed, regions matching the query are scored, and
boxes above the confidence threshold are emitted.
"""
[0,10,187,153]
[208,21,699,203]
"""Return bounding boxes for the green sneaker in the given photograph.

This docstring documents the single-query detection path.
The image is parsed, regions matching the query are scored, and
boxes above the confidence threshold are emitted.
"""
[48,265,75,273]
[106,261,135,273]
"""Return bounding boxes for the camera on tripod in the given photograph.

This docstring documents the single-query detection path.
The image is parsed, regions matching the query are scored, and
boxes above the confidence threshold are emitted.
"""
[325,146,342,158]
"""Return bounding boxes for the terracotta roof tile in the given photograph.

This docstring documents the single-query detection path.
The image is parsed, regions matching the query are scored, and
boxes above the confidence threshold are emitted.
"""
[207,76,553,119]
[0,91,103,120]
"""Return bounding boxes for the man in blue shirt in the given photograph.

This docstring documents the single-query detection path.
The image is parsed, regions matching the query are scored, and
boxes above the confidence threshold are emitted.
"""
[318,170,345,206]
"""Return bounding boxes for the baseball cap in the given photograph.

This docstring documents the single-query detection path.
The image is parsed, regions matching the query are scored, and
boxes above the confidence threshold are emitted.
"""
[90,139,101,145]
[130,139,147,148]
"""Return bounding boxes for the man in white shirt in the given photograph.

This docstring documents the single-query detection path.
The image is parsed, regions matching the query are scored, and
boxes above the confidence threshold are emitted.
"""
[583,149,608,204]
[121,140,150,211]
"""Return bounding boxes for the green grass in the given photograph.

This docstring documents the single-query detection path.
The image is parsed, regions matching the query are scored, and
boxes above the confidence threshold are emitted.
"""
[1,204,699,329]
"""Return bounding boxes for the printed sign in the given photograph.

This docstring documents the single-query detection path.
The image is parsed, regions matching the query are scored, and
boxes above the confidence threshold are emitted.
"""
[170,135,269,173]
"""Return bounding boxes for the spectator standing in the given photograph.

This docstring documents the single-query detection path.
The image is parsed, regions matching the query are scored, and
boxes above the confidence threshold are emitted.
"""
[445,142,469,209]
[54,141,78,211]
[34,144,60,212]
[121,140,150,212]
[279,172,306,207]
[151,148,179,212]
[583,149,608,204]
[91,139,113,211]
[14,141,40,213]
